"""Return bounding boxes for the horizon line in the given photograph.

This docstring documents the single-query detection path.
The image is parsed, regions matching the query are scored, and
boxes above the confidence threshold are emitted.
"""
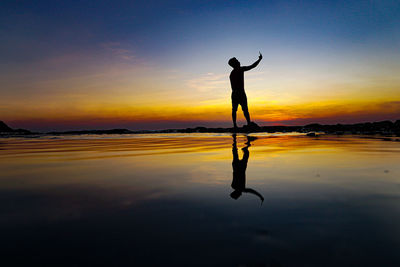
[2,118,400,134]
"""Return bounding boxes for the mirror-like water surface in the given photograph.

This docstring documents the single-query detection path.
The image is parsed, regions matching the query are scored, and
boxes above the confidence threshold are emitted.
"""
[1,134,400,266]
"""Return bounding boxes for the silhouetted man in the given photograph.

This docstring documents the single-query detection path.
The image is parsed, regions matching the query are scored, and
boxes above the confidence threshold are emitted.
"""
[228,53,262,130]
[231,134,264,204]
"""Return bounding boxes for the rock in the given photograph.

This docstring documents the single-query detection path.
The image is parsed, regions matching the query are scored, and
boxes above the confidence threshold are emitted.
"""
[241,122,261,132]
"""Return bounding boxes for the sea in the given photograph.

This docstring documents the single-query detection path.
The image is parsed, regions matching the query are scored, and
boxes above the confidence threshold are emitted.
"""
[1,133,400,266]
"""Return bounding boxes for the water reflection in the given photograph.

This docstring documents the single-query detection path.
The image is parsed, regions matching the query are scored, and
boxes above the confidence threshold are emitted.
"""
[2,134,400,266]
[231,134,264,204]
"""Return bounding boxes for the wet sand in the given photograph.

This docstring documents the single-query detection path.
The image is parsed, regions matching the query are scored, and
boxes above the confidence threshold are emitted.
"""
[1,133,400,266]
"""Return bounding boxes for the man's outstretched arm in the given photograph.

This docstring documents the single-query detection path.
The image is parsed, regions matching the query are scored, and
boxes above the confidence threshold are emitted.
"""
[243,188,264,203]
[242,52,262,72]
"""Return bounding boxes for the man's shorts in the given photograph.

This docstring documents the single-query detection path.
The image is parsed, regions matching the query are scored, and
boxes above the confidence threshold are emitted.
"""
[231,91,248,110]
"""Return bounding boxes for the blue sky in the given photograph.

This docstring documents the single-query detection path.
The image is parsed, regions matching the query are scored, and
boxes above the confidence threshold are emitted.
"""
[2,0,399,64]
[1,0,400,130]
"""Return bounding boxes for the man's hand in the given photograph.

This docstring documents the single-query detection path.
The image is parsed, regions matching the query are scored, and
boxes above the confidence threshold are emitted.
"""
[242,52,263,71]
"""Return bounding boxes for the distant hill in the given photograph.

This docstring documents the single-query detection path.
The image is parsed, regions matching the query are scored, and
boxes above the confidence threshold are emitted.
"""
[1,120,400,136]
[47,120,400,135]
[0,121,32,134]
[0,121,14,132]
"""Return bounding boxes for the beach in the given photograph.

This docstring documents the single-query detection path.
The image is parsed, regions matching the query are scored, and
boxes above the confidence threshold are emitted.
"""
[1,133,400,266]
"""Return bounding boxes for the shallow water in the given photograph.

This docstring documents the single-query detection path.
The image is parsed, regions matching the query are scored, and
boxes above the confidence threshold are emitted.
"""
[1,133,400,266]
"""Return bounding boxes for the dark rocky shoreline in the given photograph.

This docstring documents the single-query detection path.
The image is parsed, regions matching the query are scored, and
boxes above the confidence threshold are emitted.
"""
[1,120,400,137]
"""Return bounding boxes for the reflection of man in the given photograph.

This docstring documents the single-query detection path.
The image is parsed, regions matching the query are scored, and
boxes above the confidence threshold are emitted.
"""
[231,134,264,204]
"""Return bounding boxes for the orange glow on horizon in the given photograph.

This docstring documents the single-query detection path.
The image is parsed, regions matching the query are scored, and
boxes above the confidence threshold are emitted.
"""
[5,98,400,131]
[2,52,399,131]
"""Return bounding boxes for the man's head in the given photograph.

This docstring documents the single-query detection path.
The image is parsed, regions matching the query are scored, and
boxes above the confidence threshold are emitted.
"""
[230,190,242,200]
[228,57,240,68]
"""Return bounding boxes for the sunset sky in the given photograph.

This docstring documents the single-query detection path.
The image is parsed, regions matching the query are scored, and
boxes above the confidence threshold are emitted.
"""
[1,0,400,131]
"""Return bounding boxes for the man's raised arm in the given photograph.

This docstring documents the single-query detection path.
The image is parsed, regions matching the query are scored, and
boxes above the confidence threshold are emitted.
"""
[242,52,263,71]
[243,188,264,204]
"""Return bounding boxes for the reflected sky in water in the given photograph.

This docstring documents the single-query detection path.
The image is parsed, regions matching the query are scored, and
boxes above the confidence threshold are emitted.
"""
[1,134,400,266]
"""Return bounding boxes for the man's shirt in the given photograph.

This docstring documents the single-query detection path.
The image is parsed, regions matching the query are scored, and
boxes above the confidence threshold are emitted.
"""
[229,67,245,94]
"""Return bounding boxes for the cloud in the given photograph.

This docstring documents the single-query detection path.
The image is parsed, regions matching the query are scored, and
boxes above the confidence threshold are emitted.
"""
[100,42,136,61]
[186,71,266,93]
[186,72,228,92]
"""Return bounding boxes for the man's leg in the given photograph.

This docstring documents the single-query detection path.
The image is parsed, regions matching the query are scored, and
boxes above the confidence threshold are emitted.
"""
[232,101,239,128]
[241,100,251,125]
